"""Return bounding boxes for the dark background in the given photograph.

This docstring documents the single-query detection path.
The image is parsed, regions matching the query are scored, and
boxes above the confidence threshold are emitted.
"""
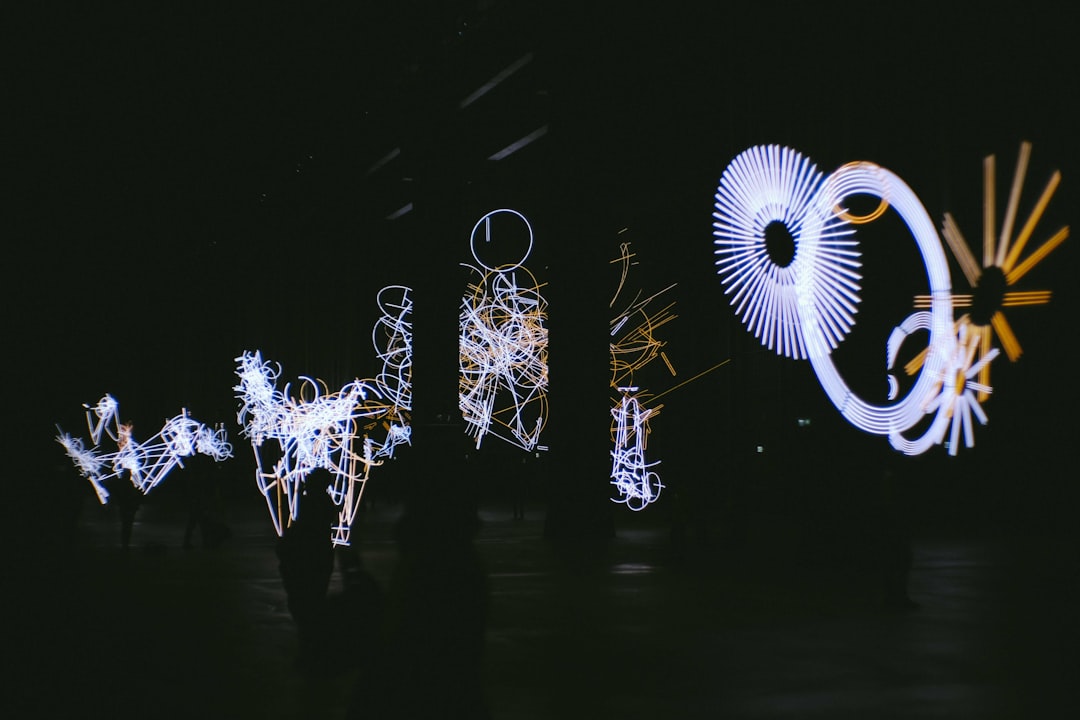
[9,1,1078,533]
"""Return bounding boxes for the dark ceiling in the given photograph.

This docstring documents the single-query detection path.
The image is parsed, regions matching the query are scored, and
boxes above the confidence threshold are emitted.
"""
[11,1,1078,476]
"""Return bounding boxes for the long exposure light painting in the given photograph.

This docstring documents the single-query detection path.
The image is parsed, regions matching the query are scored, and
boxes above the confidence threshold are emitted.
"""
[608,242,677,510]
[910,142,1069,401]
[235,351,387,546]
[56,394,233,504]
[367,284,414,460]
[233,286,416,546]
[459,209,549,452]
[714,144,987,456]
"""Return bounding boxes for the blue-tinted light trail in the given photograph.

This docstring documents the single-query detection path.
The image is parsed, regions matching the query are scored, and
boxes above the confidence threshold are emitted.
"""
[56,394,233,504]
[714,145,980,456]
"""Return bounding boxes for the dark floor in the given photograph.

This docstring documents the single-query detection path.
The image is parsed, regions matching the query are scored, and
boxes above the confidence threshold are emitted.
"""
[6,481,1080,719]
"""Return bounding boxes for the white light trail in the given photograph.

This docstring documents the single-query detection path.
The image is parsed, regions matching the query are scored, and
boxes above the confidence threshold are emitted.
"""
[607,242,676,509]
[56,396,233,504]
[713,145,862,360]
[714,146,960,454]
[610,389,663,511]
[459,209,549,452]
[234,350,395,546]
[887,316,999,455]
[367,284,414,461]
[488,125,549,161]
[459,52,534,109]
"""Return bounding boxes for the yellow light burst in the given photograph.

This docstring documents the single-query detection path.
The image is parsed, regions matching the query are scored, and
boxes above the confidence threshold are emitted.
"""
[912,141,1068,400]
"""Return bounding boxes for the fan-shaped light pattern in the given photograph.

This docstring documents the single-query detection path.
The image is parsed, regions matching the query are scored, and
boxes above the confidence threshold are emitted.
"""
[713,145,861,359]
[910,142,1068,401]
[714,147,960,450]
[607,242,676,510]
[234,350,395,546]
[888,317,998,456]
[56,395,232,505]
[610,389,663,511]
[459,209,549,452]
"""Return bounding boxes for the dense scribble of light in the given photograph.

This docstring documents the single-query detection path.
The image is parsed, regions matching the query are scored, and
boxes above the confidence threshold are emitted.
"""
[608,243,677,509]
[86,393,120,446]
[713,145,862,360]
[714,146,961,453]
[56,432,109,503]
[56,396,233,504]
[459,209,549,452]
[234,350,394,546]
[610,389,663,511]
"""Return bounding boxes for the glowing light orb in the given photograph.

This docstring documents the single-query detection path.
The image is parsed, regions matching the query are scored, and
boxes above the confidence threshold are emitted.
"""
[714,146,961,454]
[56,395,233,504]
[459,209,549,452]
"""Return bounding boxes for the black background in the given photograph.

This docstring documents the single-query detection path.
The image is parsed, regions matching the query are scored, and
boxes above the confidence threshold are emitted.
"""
[9,2,1078,526]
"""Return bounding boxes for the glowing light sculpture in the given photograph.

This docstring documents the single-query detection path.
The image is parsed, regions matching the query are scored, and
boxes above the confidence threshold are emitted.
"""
[459,209,549,452]
[607,242,677,510]
[910,141,1069,400]
[887,314,999,456]
[234,350,393,546]
[366,284,414,460]
[712,145,862,360]
[714,145,967,455]
[56,395,233,504]
[610,388,663,510]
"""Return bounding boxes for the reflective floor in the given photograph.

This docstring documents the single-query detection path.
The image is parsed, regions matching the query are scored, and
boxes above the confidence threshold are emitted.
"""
[7,488,1079,719]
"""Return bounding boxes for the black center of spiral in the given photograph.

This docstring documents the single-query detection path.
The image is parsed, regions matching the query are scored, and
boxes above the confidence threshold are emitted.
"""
[971,265,1006,326]
[764,220,796,267]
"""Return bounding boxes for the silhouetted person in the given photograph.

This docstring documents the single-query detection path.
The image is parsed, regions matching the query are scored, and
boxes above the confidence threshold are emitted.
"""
[348,468,490,719]
[108,469,142,551]
[325,544,384,672]
[876,466,917,610]
[182,469,208,549]
[182,462,231,549]
[54,460,87,547]
[276,469,336,671]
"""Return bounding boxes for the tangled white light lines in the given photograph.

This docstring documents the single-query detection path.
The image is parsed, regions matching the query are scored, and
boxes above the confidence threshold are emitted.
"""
[714,145,968,456]
[610,389,663,511]
[234,350,392,546]
[366,284,414,460]
[608,242,677,510]
[459,209,549,452]
[56,394,232,504]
